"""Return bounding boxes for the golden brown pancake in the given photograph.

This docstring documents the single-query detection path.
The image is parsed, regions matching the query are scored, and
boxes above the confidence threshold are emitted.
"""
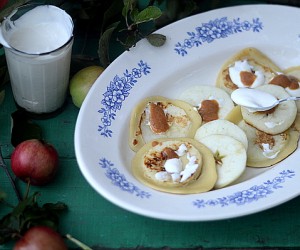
[216,47,282,94]
[131,138,217,194]
[129,96,202,152]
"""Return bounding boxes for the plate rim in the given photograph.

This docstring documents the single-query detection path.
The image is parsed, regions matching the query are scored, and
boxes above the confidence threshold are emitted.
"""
[75,3,300,221]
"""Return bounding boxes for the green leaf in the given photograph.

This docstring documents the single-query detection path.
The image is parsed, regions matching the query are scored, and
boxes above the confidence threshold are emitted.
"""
[0,192,68,244]
[146,33,166,47]
[130,7,139,22]
[98,21,120,67]
[134,6,162,24]
[122,0,136,18]
[11,110,43,147]
[123,33,138,50]
[101,0,123,31]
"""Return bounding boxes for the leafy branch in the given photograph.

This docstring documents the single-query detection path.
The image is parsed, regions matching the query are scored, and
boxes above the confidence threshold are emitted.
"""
[98,0,165,67]
[0,147,68,244]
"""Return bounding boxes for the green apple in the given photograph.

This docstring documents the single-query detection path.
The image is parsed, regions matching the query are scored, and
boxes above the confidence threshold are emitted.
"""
[69,65,104,108]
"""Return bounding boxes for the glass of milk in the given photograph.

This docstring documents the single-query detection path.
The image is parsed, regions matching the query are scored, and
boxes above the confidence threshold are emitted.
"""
[0,4,74,114]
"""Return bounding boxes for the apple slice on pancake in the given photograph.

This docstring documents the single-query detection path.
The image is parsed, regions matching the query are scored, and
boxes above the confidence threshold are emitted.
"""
[226,105,300,168]
[129,96,202,152]
[282,66,300,111]
[238,120,299,168]
[131,138,217,194]
[178,85,234,123]
[240,84,297,135]
[216,47,281,94]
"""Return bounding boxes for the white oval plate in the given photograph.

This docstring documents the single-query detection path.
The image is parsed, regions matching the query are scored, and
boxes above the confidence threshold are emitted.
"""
[75,4,300,221]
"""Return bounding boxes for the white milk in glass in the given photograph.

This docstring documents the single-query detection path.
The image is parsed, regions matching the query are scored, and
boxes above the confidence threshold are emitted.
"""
[0,5,74,114]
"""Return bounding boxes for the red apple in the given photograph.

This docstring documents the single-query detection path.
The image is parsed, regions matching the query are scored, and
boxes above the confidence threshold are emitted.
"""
[14,226,68,250]
[11,139,59,185]
[0,0,8,9]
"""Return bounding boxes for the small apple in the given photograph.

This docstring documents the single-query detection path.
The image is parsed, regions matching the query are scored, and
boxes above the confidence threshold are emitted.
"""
[69,65,104,108]
[14,226,68,250]
[11,139,59,186]
[0,0,8,9]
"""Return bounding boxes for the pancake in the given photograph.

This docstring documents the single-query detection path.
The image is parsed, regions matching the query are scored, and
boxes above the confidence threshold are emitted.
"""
[216,47,281,94]
[240,84,297,135]
[131,138,217,194]
[226,105,300,168]
[238,120,299,168]
[282,66,300,111]
[129,96,202,152]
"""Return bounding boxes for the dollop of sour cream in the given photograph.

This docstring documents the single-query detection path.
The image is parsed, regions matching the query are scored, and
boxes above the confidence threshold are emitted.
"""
[285,86,300,97]
[155,144,199,183]
[261,143,279,159]
[229,60,265,88]
[180,154,199,182]
[231,88,277,111]
[264,120,284,129]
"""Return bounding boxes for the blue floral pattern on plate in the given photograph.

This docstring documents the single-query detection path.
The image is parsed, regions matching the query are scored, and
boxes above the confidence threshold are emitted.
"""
[175,17,263,56]
[98,60,151,137]
[99,153,295,206]
[193,170,295,208]
[99,158,151,198]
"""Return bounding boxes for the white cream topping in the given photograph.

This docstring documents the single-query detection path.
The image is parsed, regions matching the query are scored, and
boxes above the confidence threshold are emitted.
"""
[285,87,300,97]
[229,60,265,88]
[164,158,183,173]
[155,144,199,183]
[231,88,277,111]
[155,171,171,181]
[180,154,198,182]
[171,173,181,182]
[264,120,284,128]
[261,143,279,159]
[175,144,188,156]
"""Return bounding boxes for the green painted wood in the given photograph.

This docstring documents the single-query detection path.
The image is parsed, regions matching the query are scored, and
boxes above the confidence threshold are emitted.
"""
[1,72,300,250]
[1,1,300,248]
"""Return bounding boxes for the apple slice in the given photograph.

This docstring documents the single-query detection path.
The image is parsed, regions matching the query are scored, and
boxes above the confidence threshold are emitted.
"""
[129,96,202,152]
[131,138,217,194]
[240,84,297,135]
[194,119,248,150]
[283,66,300,111]
[178,85,234,123]
[197,134,247,189]
[226,105,300,168]
[238,119,299,167]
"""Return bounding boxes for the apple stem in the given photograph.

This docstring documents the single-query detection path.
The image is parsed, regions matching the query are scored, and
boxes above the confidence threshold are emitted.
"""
[24,179,31,199]
[65,234,93,250]
[0,147,22,202]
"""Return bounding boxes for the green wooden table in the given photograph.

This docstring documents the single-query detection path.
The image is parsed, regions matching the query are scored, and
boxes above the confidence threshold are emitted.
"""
[1,1,300,249]
[1,84,300,249]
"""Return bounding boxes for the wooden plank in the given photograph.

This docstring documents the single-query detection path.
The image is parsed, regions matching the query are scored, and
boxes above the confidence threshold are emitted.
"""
[1,156,300,249]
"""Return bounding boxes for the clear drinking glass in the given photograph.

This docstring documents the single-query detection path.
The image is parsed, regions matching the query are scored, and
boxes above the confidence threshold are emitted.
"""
[0,4,74,114]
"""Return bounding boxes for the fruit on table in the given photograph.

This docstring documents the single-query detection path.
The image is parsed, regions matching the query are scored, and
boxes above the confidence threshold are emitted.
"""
[0,0,8,9]
[69,65,104,108]
[13,226,67,250]
[11,139,59,186]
